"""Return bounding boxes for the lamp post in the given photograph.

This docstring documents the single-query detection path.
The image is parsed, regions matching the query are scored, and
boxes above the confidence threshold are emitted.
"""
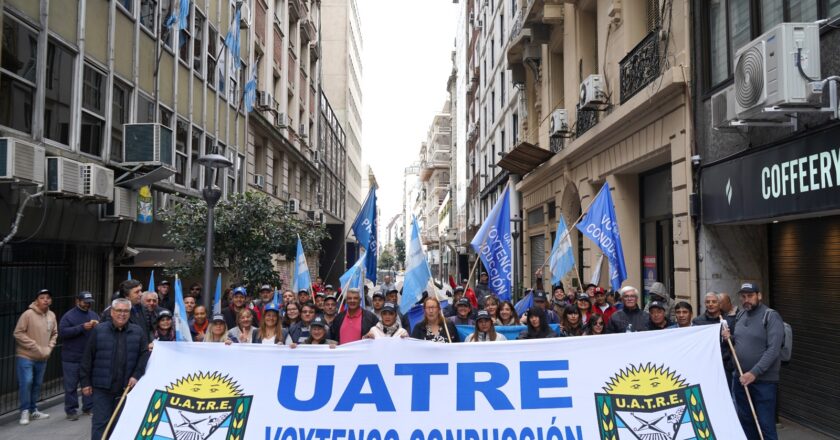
[511,215,523,300]
[197,153,233,313]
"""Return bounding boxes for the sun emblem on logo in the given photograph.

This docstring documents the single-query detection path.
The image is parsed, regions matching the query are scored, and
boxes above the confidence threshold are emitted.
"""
[136,372,252,440]
[595,364,715,440]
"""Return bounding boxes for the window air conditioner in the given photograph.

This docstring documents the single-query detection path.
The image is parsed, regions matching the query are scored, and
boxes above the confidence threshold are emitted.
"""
[579,74,607,110]
[82,164,114,202]
[122,123,175,171]
[711,85,738,129]
[275,113,288,127]
[257,91,273,109]
[288,198,300,213]
[45,157,85,196]
[0,137,45,184]
[734,22,821,119]
[549,109,570,137]
[103,187,137,220]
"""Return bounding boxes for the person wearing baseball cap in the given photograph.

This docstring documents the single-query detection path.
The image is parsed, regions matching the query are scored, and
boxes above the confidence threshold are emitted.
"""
[365,303,409,339]
[321,295,339,329]
[465,310,506,342]
[448,298,475,326]
[521,290,560,324]
[590,286,617,325]
[155,280,174,312]
[646,301,672,330]
[204,314,232,344]
[292,316,336,347]
[222,287,250,329]
[59,291,100,419]
[443,286,465,318]
[151,310,175,342]
[576,293,594,325]
[314,291,326,312]
[368,290,386,319]
[253,285,275,324]
[14,289,58,425]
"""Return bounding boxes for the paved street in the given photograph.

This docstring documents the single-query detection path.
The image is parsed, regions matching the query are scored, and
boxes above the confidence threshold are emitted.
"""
[0,399,835,440]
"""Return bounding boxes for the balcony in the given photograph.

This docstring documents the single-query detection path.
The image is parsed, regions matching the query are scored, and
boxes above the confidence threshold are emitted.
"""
[506,0,563,68]
[619,30,661,104]
[575,104,598,138]
[301,18,317,42]
[288,0,304,21]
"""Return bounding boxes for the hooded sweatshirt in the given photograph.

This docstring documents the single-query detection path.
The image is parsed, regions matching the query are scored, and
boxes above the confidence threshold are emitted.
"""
[14,302,58,361]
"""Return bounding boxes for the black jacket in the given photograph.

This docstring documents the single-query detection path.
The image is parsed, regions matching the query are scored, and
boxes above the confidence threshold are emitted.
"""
[329,309,380,344]
[607,306,650,333]
[80,321,149,391]
[59,306,100,363]
[693,312,736,371]
[409,320,460,342]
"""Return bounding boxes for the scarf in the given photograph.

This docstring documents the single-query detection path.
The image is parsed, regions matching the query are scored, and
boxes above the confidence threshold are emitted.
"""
[376,320,402,337]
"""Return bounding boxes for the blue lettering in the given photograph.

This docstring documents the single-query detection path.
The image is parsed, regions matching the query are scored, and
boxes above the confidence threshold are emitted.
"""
[282,427,297,440]
[335,365,396,411]
[519,360,572,409]
[334,430,347,440]
[394,363,449,411]
[277,366,334,411]
[456,362,514,411]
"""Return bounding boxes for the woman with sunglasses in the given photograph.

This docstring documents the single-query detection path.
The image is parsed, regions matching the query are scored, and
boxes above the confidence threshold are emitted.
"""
[286,302,317,344]
[585,314,607,335]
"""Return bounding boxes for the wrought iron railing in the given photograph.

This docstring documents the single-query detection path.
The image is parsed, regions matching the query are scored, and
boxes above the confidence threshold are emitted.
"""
[619,29,661,104]
[576,105,598,138]
[549,136,564,153]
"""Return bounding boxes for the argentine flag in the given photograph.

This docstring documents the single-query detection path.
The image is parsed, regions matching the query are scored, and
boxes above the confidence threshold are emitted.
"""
[549,215,576,287]
[173,277,193,342]
[401,216,433,312]
[213,273,222,315]
[340,251,367,308]
[293,236,312,294]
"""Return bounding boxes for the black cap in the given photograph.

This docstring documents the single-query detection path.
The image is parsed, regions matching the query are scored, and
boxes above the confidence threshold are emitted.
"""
[323,294,337,303]
[461,279,469,284]
[387,288,399,294]
[298,289,310,295]
[259,284,272,292]
[315,291,326,298]
[77,291,95,303]
[476,310,491,321]
[457,298,471,307]
[480,272,488,276]
[577,293,591,302]
[310,316,328,328]
[454,286,465,293]
[648,301,666,311]
[372,290,385,298]
[325,284,334,290]
[156,309,173,321]
[211,314,225,323]
[160,280,170,286]
[533,290,547,301]
[36,288,52,298]
[382,302,397,313]
[738,283,759,294]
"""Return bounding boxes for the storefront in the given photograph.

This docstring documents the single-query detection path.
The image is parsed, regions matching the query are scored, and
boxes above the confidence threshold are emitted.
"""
[701,123,840,436]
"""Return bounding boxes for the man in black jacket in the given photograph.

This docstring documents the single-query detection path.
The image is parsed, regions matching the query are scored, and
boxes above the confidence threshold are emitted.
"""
[81,298,149,440]
[693,292,737,393]
[58,292,99,420]
[607,286,650,333]
[330,288,379,344]
[155,280,174,312]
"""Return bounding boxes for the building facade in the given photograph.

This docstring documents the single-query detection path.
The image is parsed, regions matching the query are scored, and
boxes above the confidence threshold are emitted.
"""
[505,0,695,304]
[417,101,452,280]
[320,0,364,267]
[691,1,840,435]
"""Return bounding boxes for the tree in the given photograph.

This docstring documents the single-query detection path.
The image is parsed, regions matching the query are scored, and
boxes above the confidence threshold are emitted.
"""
[378,249,396,270]
[160,191,329,291]
[394,237,406,269]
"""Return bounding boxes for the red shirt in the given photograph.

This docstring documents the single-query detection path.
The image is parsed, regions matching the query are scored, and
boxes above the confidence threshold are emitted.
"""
[339,308,363,344]
[592,303,617,324]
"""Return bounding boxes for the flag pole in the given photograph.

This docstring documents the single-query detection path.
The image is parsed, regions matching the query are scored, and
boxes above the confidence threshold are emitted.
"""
[439,309,453,343]
[325,186,375,282]
[725,325,765,440]
[101,384,132,440]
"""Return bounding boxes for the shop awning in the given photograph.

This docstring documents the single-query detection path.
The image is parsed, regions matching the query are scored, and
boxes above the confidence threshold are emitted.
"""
[497,141,554,175]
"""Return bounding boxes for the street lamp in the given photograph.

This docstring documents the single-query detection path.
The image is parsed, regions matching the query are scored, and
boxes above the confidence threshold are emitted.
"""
[198,153,233,313]
[510,215,523,299]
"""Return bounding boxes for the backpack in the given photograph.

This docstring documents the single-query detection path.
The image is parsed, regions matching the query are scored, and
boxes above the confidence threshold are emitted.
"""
[763,308,793,363]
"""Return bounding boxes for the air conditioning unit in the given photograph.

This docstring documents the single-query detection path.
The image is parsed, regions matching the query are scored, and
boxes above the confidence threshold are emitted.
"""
[579,74,607,110]
[239,2,252,29]
[549,109,570,137]
[523,45,542,62]
[307,210,317,222]
[477,19,484,30]
[712,85,738,129]
[0,138,45,184]
[82,164,114,201]
[275,113,288,127]
[122,123,175,171]
[103,187,137,220]
[257,91,273,109]
[45,156,85,196]
[319,212,327,225]
[288,198,300,213]
[469,12,475,25]
[734,22,821,118]
[253,174,265,188]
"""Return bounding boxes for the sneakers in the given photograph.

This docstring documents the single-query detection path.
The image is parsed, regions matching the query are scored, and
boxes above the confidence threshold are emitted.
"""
[66,412,79,421]
[29,409,50,420]
[19,410,29,425]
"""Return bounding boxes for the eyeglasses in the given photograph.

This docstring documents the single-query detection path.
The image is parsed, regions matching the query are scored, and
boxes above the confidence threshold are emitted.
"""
[113,309,130,314]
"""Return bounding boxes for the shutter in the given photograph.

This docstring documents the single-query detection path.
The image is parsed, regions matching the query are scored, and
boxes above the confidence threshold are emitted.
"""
[530,234,546,281]
[770,216,840,436]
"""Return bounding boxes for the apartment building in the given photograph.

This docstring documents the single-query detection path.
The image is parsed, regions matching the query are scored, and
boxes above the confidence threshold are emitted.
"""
[503,0,695,303]
[417,101,452,280]
[321,0,364,267]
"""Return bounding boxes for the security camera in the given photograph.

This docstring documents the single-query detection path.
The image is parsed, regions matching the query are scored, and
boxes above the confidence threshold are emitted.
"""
[124,247,140,258]
[691,155,701,166]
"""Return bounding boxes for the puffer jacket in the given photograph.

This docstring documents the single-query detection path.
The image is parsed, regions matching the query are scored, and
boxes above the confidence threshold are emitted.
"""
[80,321,149,390]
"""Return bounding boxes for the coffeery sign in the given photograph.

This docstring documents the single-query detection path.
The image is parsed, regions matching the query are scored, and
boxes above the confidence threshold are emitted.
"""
[702,125,840,224]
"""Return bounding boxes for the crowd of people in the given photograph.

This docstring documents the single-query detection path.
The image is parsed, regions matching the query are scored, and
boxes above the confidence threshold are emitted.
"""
[12,272,784,440]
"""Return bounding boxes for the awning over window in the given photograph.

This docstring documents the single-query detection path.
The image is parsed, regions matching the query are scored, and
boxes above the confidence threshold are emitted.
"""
[497,141,554,175]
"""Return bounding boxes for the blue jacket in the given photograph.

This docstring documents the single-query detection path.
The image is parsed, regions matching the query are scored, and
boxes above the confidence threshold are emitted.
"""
[80,321,149,391]
[59,306,100,363]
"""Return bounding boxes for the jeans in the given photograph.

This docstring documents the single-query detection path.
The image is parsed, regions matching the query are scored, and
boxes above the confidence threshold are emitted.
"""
[733,379,778,440]
[91,389,122,440]
[63,361,93,415]
[16,356,47,412]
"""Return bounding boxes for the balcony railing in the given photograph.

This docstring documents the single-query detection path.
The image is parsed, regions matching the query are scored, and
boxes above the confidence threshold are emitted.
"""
[576,104,598,138]
[619,29,661,104]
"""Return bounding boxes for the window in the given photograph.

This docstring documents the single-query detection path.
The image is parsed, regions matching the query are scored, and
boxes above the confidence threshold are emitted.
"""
[111,79,132,162]
[491,91,496,122]
[190,126,202,189]
[500,71,505,102]
[140,0,157,32]
[0,17,38,134]
[512,112,518,144]
[500,14,504,42]
[193,9,205,75]
[159,105,173,127]
[204,135,215,184]
[44,40,75,146]
[161,0,174,49]
[207,26,218,88]
[80,64,106,156]
[175,120,189,185]
[137,93,155,123]
[490,39,495,65]
[236,153,245,193]
[179,3,193,64]
[118,0,134,15]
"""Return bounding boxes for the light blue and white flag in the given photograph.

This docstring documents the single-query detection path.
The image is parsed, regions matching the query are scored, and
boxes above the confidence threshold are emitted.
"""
[590,254,605,286]
[224,6,243,70]
[293,236,312,294]
[243,64,258,112]
[173,277,193,342]
[401,216,433,312]
[470,186,513,302]
[576,183,628,291]
[352,187,378,284]
[514,291,533,316]
[340,251,367,308]
[127,271,132,281]
[213,273,222,315]
[549,216,576,287]
[165,0,191,29]
[148,270,155,293]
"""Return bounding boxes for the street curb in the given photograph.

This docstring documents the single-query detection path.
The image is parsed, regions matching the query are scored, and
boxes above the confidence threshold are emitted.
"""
[0,394,65,426]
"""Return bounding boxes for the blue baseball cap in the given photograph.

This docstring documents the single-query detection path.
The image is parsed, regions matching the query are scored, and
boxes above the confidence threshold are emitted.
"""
[738,283,759,294]
[233,286,247,296]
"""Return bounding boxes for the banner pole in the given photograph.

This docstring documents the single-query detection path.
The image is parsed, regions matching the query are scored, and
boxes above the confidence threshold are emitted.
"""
[726,336,765,440]
[439,310,453,343]
[465,257,481,290]
[101,385,132,440]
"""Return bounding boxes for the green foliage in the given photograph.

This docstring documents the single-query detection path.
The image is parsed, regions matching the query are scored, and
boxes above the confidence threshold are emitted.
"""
[378,249,396,270]
[160,191,329,291]
[394,237,406,268]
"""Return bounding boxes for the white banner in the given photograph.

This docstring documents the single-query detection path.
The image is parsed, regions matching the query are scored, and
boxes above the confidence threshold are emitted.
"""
[114,325,746,440]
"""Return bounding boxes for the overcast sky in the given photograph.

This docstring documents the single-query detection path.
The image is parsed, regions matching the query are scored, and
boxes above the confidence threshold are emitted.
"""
[358,0,460,226]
